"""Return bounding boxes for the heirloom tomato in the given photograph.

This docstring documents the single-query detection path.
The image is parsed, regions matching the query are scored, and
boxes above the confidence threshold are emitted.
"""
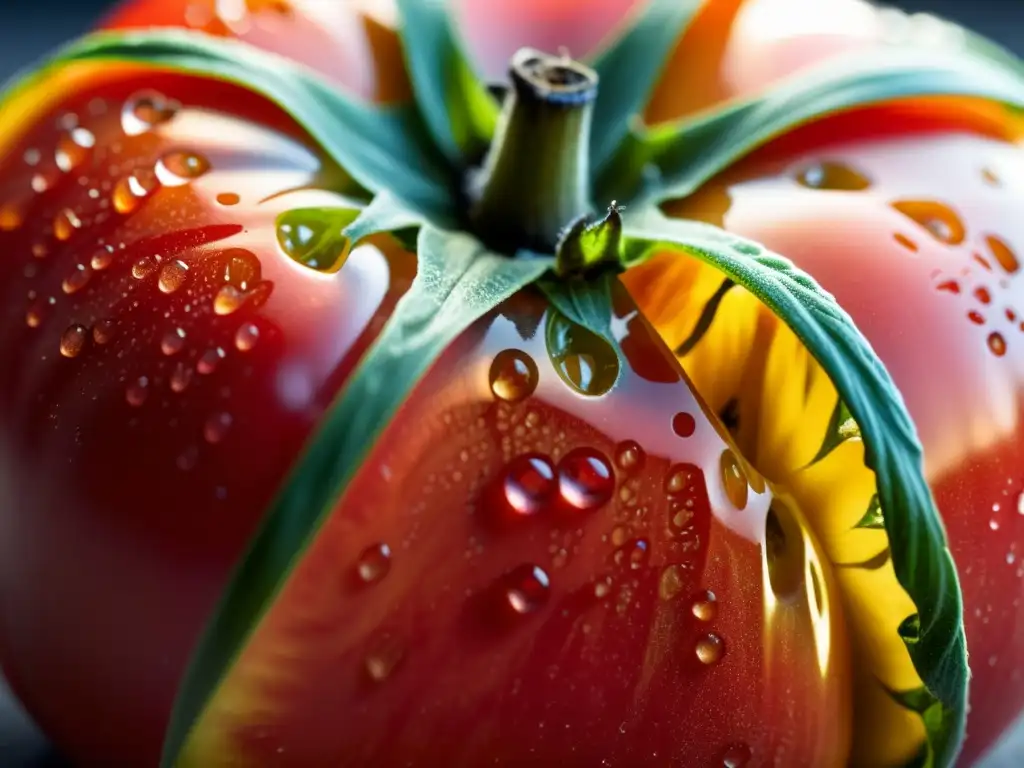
[0,0,1020,766]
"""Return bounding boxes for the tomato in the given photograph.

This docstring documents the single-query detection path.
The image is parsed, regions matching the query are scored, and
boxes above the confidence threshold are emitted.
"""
[0,0,1019,766]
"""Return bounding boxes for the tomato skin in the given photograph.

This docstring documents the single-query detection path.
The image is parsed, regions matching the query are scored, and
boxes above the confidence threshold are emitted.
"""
[0,73,413,764]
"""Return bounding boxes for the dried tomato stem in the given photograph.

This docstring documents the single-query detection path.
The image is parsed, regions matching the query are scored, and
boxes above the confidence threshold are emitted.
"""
[468,47,597,253]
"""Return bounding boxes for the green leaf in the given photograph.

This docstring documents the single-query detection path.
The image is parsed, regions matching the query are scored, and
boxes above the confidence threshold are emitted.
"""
[855,495,886,531]
[394,0,500,166]
[10,29,455,218]
[554,203,625,276]
[275,207,362,271]
[598,45,1024,204]
[160,227,552,767]
[587,0,702,173]
[620,208,967,768]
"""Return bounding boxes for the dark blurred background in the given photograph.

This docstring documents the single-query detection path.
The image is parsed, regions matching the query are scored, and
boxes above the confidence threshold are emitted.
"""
[0,0,1023,765]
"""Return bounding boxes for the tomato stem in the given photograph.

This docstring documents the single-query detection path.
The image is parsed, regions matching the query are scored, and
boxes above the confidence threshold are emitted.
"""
[467,47,597,254]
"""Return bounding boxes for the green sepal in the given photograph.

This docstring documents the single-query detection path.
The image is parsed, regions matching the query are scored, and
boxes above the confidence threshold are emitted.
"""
[10,29,455,219]
[598,46,1024,205]
[554,203,625,276]
[587,0,702,173]
[394,0,500,166]
[619,208,967,768]
[275,207,361,271]
[160,227,552,767]
[856,495,886,531]
[808,397,860,466]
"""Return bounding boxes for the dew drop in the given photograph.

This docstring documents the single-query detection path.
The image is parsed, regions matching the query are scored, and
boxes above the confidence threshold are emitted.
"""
[796,160,871,191]
[92,318,115,345]
[158,259,189,294]
[356,543,392,585]
[54,127,94,173]
[489,348,539,403]
[546,311,619,396]
[614,538,649,570]
[25,299,48,328]
[974,286,992,305]
[982,167,1001,186]
[23,148,40,166]
[501,564,551,615]
[658,565,685,601]
[935,279,960,294]
[197,347,226,374]
[112,173,159,214]
[234,322,260,351]
[1017,493,1024,516]
[61,264,91,295]
[557,447,614,511]
[53,208,82,241]
[696,633,724,665]
[125,376,149,407]
[968,310,986,325]
[161,327,186,356]
[216,192,240,206]
[672,411,696,438]
[30,174,50,194]
[213,281,273,317]
[665,463,700,496]
[614,440,645,473]
[90,247,115,271]
[59,324,87,358]
[720,450,749,510]
[891,200,965,245]
[502,453,556,516]
[0,202,23,231]
[156,151,210,186]
[691,590,717,621]
[132,255,158,280]
[986,234,1020,274]
[203,411,233,444]
[721,743,753,768]
[170,362,193,393]
[363,636,404,682]
[122,90,179,136]
[988,331,1007,357]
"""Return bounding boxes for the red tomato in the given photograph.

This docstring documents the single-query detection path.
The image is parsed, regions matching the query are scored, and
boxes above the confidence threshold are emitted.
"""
[0,0,1018,766]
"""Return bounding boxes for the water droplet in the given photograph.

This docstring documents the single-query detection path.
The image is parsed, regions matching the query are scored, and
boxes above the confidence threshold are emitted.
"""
[0,202,23,231]
[112,173,159,214]
[90,247,115,271]
[968,310,986,325]
[30,174,50,194]
[557,447,614,511]
[1017,493,1024,516]
[893,233,918,252]
[615,538,649,570]
[356,543,392,585]
[695,633,724,665]
[92,318,115,344]
[363,636,404,682]
[672,411,696,438]
[197,347,226,374]
[982,167,1001,186]
[502,453,556,516]
[53,208,82,241]
[500,564,551,615]
[158,259,189,294]
[658,565,685,600]
[161,328,186,356]
[132,255,158,280]
[796,160,870,190]
[593,577,613,599]
[614,440,645,473]
[203,411,233,444]
[61,264,91,295]
[721,743,753,768]
[691,590,717,621]
[988,331,1007,357]
[891,200,965,245]
[156,151,210,186]
[170,362,193,392]
[936,279,960,294]
[125,376,149,406]
[59,324,87,357]
[720,450,749,510]
[54,127,94,172]
[546,311,619,396]
[986,234,1020,274]
[122,90,178,136]
[489,348,538,403]
[234,322,260,351]
[216,192,240,206]
[275,209,347,270]
[665,463,700,496]
[974,286,992,304]
[23,148,40,166]
[25,298,48,328]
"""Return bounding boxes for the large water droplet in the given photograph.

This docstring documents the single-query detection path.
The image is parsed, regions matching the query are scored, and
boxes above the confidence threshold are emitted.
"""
[125,376,149,407]
[91,247,115,271]
[546,311,619,396]
[665,463,700,496]
[502,453,556,516]
[234,322,260,352]
[696,633,724,665]
[132,255,158,280]
[356,543,392,585]
[720,450,749,510]
[161,328,186,356]
[26,298,49,329]
[275,208,348,270]
[158,259,189,294]
[197,347,226,374]
[557,447,614,511]
[170,362,193,393]
[54,127,94,173]
[59,324,87,358]
[658,565,685,601]
[489,348,538,403]
[363,636,404,683]
[121,90,179,136]
[92,318,115,345]
[203,411,233,444]
[155,150,210,186]
[721,743,753,768]
[112,173,160,215]
[614,440,645,473]
[988,331,1007,357]
[62,264,91,295]
[796,160,870,191]
[212,249,272,315]
[53,208,82,241]
[500,564,551,615]
[692,590,717,621]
